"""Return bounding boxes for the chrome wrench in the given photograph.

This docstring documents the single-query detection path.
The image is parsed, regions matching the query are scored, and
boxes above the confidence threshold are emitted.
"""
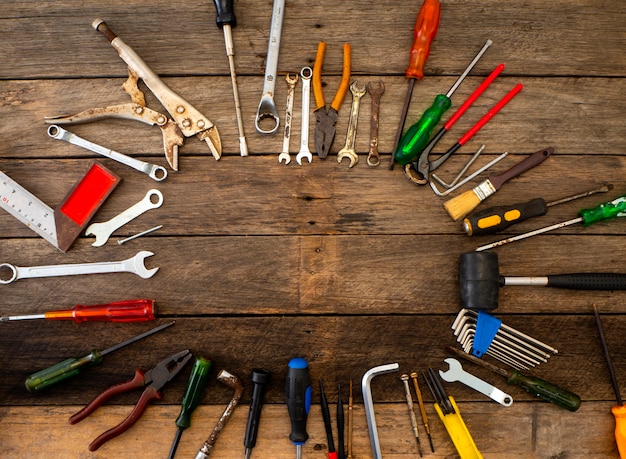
[86,190,163,247]
[296,67,313,165]
[254,0,285,135]
[279,73,299,164]
[47,125,167,182]
[439,358,513,406]
[0,251,158,284]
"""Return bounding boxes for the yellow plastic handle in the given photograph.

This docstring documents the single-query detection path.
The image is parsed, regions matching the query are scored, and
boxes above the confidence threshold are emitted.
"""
[433,397,483,459]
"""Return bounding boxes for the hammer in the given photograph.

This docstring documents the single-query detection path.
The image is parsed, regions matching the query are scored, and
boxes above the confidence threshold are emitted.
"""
[459,251,626,310]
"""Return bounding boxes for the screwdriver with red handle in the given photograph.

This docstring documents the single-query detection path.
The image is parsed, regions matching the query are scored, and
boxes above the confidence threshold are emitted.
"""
[0,299,156,323]
[389,0,441,169]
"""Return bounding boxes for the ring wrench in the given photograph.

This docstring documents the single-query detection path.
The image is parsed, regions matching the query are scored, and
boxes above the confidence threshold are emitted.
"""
[439,358,513,406]
[296,67,313,165]
[362,363,399,459]
[48,125,167,182]
[337,81,367,168]
[0,251,158,284]
[254,0,285,135]
[280,73,299,164]
[86,190,163,247]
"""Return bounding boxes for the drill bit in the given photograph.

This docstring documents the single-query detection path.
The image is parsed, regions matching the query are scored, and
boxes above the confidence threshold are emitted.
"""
[410,372,435,453]
[401,374,423,456]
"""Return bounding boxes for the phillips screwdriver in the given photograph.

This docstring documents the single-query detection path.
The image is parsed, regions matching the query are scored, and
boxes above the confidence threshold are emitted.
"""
[394,39,492,166]
[244,368,271,459]
[389,0,441,169]
[1,299,156,323]
[447,346,581,411]
[593,304,626,457]
[168,356,212,459]
[464,183,613,236]
[286,357,312,459]
[476,192,626,251]
[25,321,174,392]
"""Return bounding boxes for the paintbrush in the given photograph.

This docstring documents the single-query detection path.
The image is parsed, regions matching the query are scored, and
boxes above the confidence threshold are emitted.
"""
[443,147,553,220]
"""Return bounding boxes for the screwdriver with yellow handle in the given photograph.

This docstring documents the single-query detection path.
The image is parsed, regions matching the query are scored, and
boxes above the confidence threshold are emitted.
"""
[593,304,626,458]
[1,299,156,323]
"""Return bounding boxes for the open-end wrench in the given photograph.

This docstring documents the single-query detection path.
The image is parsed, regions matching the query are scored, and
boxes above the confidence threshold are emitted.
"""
[337,81,367,168]
[296,67,313,165]
[0,251,158,284]
[86,190,163,247]
[366,81,384,167]
[279,73,299,164]
[362,363,399,459]
[48,125,167,181]
[439,358,513,406]
[254,0,285,135]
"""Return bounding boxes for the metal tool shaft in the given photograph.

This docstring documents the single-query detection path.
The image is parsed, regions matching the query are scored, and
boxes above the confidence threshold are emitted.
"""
[362,363,399,459]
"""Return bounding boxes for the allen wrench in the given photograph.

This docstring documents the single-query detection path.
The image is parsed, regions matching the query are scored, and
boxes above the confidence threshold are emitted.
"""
[362,363,399,459]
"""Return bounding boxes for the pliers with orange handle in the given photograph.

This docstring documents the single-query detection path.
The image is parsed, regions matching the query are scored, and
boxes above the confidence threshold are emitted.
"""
[313,42,351,159]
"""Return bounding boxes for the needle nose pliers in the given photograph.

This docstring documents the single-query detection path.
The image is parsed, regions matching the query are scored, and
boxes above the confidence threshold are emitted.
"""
[69,349,193,451]
[313,41,351,159]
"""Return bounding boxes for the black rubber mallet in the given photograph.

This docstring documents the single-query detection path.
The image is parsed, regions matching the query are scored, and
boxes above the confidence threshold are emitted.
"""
[459,251,626,310]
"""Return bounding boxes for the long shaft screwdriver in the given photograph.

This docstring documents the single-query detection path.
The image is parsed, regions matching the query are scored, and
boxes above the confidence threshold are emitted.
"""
[464,183,613,236]
[319,378,337,459]
[244,368,271,459]
[1,299,156,323]
[168,356,212,459]
[476,193,626,251]
[593,304,626,457]
[389,0,441,169]
[394,39,492,166]
[25,321,174,392]
[286,357,312,459]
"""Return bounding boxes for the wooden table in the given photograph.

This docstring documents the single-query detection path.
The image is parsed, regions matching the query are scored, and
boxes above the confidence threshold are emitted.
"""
[1,1,626,457]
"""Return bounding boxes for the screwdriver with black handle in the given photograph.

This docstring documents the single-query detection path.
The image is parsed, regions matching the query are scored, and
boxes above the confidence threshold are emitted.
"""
[168,356,213,459]
[286,357,312,459]
[25,321,174,392]
[244,368,271,459]
[447,346,581,411]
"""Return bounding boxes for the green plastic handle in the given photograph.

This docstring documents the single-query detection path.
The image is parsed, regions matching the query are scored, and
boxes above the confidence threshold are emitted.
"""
[394,93,452,165]
[25,350,103,393]
[175,356,212,430]
[580,195,626,226]
[508,370,581,412]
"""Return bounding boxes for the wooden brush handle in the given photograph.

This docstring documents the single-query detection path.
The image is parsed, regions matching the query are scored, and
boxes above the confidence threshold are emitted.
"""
[489,147,553,190]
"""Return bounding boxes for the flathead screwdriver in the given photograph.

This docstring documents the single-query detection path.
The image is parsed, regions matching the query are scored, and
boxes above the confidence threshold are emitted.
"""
[1,299,156,323]
[244,368,271,459]
[286,358,311,459]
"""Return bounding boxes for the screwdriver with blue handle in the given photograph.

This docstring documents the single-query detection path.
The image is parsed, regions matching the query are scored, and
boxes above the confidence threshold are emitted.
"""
[286,358,312,459]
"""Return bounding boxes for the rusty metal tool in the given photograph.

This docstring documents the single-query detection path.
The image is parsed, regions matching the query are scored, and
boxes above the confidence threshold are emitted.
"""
[70,349,191,452]
[313,42,351,159]
[280,73,299,164]
[366,80,385,166]
[362,363,399,459]
[337,82,367,168]
[92,19,222,162]
[296,67,313,165]
[401,374,423,456]
[410,372,435,453]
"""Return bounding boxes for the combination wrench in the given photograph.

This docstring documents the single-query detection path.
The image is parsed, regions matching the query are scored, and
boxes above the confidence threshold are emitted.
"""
[86,189,163,247]
[0,251,158,284]
[254,0,285,135]
[337,81,367,168]
[366,80,385,167]
[279,73,299,164]
[296,67,313,165]
[48,125,167,181]
[439,358,513,406]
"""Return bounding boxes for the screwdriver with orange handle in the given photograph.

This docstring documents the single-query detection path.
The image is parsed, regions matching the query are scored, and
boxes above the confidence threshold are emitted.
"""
[0,299,156,323]
[389,0,441,169]
[593,304,626,458]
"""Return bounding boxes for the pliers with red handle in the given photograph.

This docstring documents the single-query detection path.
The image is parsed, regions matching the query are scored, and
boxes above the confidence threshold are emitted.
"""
[70,349,192,451]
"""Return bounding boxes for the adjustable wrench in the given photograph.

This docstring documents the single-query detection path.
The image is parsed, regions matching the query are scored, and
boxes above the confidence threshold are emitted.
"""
[254,0,285,135]
[439,358,513,406]
[296,67,313,165]
[47,125,167,182]
[337,82,367,168]
[279,73,299,164]
[0,251,158,284]
[86,190,163,247]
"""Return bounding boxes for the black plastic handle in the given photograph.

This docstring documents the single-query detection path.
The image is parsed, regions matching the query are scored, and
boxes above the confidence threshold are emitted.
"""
[547,273,626,290]
[213,0,236,27]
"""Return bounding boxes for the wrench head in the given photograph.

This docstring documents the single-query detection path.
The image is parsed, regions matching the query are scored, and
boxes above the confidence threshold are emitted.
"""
[337,150,358,168]
[132,251,159,279]
[438,358,464,382]
[85,223,110,247]
[296,152,312,165]
[278,153,291,165]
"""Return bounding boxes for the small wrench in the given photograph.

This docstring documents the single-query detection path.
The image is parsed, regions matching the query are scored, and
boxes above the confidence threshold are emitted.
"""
[439,358,513,406]
[337,81,367,168]
[86,189,163,247]
[0,251,158,284]
[254,0,285,135]
[48,125,167,181]
[366,81,384,167]
[279,73,299,164]
[296,67,313,165]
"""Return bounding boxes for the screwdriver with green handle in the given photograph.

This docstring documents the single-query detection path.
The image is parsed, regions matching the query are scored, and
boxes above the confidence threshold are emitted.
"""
[168,356,213,459]
[447,346,581,412]
[25,321,174,392]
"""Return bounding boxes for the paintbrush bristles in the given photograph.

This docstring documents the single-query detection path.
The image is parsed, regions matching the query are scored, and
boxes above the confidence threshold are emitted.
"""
[443,189,483,220]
